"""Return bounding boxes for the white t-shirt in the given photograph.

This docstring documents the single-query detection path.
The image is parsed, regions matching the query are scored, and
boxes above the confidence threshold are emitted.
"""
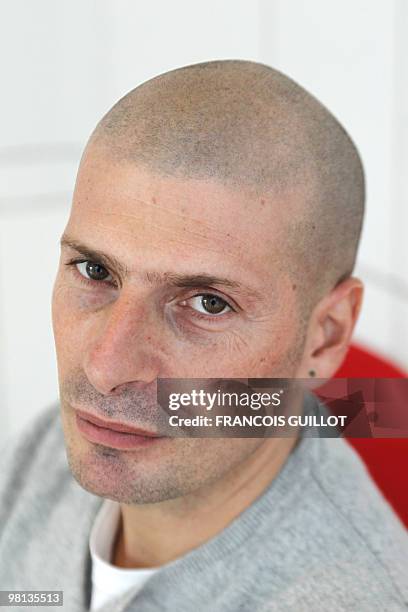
[89,498,159,610]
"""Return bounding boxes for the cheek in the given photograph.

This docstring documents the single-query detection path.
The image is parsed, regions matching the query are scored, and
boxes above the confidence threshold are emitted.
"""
[52,282,87,365]
[216,306,303,377]
[52,283,67,344]
[162,331,268,378]
[257,310,305,375]
[161,301,302,378]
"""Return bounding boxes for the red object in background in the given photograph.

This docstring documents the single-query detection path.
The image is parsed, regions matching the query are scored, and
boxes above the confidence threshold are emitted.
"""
[335,343,408,528]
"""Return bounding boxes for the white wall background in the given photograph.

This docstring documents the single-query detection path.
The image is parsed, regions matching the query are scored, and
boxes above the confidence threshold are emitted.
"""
[1,0,407,443]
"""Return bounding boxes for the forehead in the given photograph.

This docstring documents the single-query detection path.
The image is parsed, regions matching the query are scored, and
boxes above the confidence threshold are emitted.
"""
[68,152,298,287]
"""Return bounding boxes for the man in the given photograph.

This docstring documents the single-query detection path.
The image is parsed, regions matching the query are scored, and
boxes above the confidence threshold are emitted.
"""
[0,60,407,611]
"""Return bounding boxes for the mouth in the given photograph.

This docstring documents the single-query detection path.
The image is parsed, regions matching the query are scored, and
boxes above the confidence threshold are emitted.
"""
[75,409,165,450]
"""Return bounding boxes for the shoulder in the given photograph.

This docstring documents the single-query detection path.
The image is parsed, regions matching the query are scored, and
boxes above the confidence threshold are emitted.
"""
[313,435,408,564]
[253,425,408,610]
[0,403,92,530]
[0,403,64,479]
[0,405,103,600]
[294,434,408,608]
[0,403,65,482]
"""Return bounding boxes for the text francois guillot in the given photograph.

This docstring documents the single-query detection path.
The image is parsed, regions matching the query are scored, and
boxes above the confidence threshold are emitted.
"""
[166,389,347,429]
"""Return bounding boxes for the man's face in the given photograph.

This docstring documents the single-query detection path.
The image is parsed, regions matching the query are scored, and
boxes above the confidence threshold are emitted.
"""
[52,146,307,504]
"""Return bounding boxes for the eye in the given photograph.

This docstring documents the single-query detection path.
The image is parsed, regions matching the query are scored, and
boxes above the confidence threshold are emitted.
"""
[75,260,113,283]
[184,294,232,316]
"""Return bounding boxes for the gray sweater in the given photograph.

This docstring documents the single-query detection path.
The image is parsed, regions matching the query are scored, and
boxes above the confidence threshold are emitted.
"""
[0,400,407,612]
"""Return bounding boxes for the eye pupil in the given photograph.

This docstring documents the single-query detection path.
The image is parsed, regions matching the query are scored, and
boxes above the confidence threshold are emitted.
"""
[201,295,227,314]
[86,262,109,281]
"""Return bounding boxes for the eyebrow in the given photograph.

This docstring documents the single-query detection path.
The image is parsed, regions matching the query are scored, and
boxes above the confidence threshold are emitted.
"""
[60,235,130,279]
[59,233,262,299]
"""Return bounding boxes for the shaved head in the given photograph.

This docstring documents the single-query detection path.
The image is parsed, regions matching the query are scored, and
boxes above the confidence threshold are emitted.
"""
[87,59,365,316]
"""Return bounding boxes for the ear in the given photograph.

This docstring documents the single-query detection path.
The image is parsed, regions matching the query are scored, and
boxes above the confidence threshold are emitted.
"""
[295,277,364,381]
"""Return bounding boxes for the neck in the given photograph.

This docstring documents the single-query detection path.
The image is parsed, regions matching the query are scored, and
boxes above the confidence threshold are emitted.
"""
[112,435,298,568]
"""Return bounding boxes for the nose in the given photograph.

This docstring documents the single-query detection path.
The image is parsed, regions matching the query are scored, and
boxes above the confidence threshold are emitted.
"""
[83,292,161,395]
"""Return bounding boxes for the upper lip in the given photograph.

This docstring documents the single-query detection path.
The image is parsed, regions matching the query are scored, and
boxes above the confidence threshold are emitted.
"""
[76,409,162,437]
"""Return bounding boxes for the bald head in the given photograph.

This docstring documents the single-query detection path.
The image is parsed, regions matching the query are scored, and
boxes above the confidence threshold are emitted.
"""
[88,60,365,312]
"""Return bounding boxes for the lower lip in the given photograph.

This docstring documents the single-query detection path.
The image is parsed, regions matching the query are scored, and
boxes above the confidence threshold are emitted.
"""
[75,414,164,450]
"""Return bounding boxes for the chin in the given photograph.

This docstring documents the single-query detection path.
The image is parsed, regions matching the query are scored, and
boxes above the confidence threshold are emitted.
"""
[65,444,184,504]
